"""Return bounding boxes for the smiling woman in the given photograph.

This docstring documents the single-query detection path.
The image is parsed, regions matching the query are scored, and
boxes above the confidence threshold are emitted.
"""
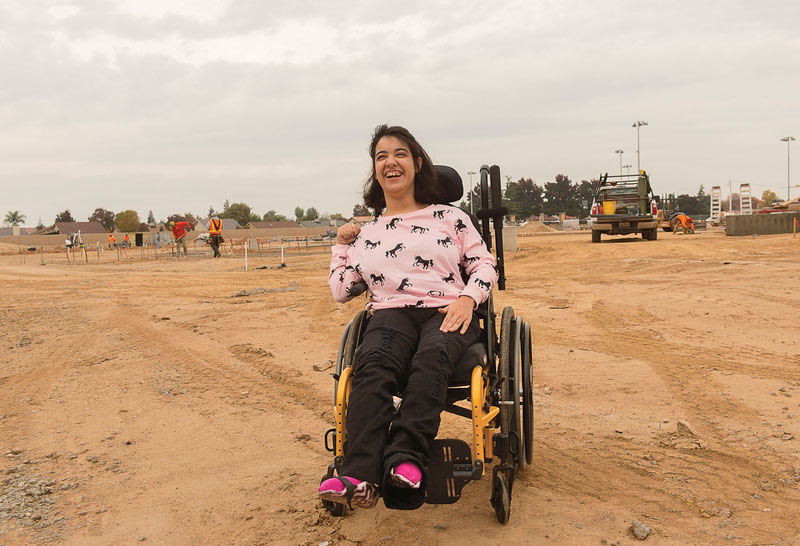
[362,125,445,216]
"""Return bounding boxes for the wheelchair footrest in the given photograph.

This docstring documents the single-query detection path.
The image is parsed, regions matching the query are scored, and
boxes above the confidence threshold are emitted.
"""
[424,439,478,505]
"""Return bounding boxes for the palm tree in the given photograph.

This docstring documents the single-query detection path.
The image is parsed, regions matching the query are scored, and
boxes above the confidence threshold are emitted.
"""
[4,211,25,226]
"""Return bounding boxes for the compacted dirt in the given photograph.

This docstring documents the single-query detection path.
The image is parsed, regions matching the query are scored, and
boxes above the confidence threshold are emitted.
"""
[1,230,799,546]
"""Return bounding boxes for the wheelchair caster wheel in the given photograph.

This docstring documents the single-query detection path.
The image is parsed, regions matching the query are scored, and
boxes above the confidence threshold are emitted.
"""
[321,498,346,517]
[491,473,510,524]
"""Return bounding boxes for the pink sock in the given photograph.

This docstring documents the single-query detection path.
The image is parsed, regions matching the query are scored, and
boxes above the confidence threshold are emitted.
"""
[392,462,422,487]
[318,476,362,494]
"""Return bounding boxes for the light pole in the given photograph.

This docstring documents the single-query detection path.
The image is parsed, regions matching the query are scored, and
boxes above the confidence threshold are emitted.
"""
[781,136,795,200]
[623,163,632,175]
[615,149,624,176]
[467,171,476,214]
[632,120,648,172]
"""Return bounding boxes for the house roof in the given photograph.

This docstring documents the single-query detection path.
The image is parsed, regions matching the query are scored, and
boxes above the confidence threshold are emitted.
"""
[198,218,241,231]
[298,220,330,228]
[49,221,107,234]
[247,221,302,229]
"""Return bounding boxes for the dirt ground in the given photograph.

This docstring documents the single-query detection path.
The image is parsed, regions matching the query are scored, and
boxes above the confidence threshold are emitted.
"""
[1,230,799,546]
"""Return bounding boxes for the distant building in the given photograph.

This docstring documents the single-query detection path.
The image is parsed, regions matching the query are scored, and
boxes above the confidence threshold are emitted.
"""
[247,221,302,229]
[0,226,26,236]
[197,218,242,231]
[36,221,108,235]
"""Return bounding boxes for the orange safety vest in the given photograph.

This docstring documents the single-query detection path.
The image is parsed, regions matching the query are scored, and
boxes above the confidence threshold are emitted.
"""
[209,218,222,235]
[109,234,115,243]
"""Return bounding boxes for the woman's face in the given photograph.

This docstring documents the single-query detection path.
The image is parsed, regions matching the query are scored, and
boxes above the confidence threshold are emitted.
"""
[374,136,421,201]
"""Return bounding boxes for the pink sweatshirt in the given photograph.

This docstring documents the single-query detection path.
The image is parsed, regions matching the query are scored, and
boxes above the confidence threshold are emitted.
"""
[329,204,497,311]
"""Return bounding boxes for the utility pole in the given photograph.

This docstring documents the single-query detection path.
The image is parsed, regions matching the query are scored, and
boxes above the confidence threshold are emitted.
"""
[632,121,648,172]
[781,136,795,200]
[615,149,624,176]
[467,171,476,214]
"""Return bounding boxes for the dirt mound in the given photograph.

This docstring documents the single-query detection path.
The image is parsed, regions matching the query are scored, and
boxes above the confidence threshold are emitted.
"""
[518,220,557,234]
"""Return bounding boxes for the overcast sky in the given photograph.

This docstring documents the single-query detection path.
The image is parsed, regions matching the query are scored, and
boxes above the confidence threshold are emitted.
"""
[1,0,798,225]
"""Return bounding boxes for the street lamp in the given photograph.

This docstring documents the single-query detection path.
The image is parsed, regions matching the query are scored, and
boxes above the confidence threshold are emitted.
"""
[780,136,795,200]
[623,163,632,175]
[467,171,476,214]
[614,149,624,176]
[632,120,648,172]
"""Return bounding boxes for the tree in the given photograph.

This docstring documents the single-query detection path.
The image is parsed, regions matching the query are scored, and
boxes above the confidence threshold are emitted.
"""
[220,202,259,227]
[137,222,149,232]
[503,178,544,219]
[352,203,371,216]
[167,214,186,225]
[263,210,288,222]
[761,189,779,207]
[89,208,115,232]
[4,211,25,226]
[115,210,141,232]
[303,207,319,221]
[676,194,703,216]
[543,174,579,216]
[207,206,215,219]
[147,210,156,225]
[294,207,304,221]
[576,180,596,218]
[330,212,345,220]
[55,210,74,223]
[36,218,44,230]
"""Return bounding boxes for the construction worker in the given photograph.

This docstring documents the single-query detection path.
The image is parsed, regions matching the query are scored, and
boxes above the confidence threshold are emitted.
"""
[123,233,130,247]
[108,233,116,248]
[169,220,192,257]
[208,216,223,258]
[672,213,695,234]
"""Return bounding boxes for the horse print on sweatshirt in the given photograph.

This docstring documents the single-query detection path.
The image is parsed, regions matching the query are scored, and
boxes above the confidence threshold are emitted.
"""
[329,204,497,311]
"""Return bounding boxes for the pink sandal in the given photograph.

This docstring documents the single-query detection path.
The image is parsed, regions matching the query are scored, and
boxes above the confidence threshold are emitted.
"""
[318,476,378,509]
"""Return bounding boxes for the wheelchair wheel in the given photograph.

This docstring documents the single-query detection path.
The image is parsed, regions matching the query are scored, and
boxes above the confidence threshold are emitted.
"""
[498,307,522,469]
[512,317,525,471]
[491,472,511,524]
[334,310,369,399]
[319,474,346,517]
[521,320,534,466]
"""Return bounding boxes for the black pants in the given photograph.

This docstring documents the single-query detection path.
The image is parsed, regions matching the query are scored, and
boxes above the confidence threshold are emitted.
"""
[209,235,221,257]
[342,307,479,509]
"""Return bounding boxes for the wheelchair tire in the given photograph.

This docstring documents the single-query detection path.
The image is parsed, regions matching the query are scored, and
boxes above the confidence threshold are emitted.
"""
[498,306,515,436]
[319,475,347,517]
[511,317,525,472]
[499,308,523,471]
[491,472,511,524]
[335,310,369,399]
[521,320,534,466]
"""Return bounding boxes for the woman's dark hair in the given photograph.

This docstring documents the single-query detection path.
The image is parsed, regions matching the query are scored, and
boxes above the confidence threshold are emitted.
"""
[362,124,446,213]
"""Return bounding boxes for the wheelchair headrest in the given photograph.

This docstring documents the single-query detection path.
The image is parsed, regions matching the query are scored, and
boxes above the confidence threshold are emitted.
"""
[435,165,463,204]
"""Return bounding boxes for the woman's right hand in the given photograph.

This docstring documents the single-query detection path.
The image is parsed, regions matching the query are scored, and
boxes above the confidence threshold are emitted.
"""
[337,223,361,245]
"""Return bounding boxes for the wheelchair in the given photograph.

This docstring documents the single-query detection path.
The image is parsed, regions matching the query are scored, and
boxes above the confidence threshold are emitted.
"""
[321,165,534,524]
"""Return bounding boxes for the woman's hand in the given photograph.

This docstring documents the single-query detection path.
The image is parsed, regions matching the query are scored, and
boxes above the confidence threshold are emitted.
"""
[336,223,361,245]
[438,296,475,334]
